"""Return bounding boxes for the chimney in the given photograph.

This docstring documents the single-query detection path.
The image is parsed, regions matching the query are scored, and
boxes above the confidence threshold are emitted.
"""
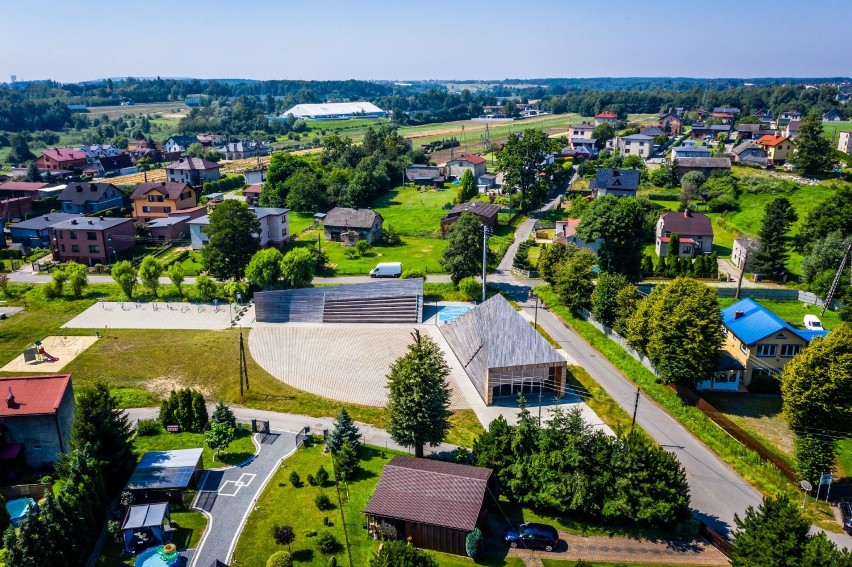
[43,216,49,221]
[71,219,78,225]
[88,220,93,225]
[100,216,104,221]
[684,210,692,217]
[734,311,744,320]
[6,387,15,409]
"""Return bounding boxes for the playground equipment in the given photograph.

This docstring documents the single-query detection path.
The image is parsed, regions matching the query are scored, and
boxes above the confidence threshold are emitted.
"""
[23,340,58,363]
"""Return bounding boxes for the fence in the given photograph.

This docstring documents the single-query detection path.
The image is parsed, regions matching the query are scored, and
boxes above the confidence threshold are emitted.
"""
[575,307,661,376]
[295,426,311,447]
[0,482,52,500]
[698,521,736,558]
[575,307,801,483]
[637,284,842,310]
[511,267,539,279]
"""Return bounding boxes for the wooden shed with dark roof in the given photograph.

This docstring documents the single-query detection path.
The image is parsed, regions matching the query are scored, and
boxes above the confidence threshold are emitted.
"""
[440,201,500,235]
[363,456,496,556]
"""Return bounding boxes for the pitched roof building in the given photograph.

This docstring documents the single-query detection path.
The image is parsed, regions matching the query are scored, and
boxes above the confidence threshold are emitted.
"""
[655,210,714,257]
[364,456,496,556]
[165,157,221,186]
[440,201,500,235]
[58,182,125,214]
[589,168,640,198]
[322,207,383,244]
[440,294,566,405]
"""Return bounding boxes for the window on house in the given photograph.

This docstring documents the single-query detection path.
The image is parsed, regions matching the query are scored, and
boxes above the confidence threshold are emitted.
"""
[70,231,77,240]
[88,245,100,253]
[780,344,801,357]
[756,344,777,357]
[739,341,748,355]
[164,207,172,213]
[86,232,96,240]
[143,206,151,213]
[60,245,65,252]
[71,244,79,252]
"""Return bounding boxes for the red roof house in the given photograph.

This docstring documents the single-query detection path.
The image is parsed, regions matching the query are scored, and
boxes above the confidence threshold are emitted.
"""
[594,110,619,125]
[0,375,75,468]
[34,148,88,172]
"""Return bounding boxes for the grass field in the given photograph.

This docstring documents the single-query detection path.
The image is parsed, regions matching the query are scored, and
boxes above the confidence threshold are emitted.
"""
[133,424,257,469]
[0,283,482,446]
[821,121,852,143]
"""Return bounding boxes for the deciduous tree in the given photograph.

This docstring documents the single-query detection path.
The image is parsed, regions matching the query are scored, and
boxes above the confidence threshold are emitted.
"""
[203,200,261,280]
[496,129,554,211]
[576,196,648,281]
[280,247,315,289]
[111,260,137,299]
[591,271,629,327]
[386,330,451,458]
[553,249,597,312]
[537,241,574,285]
[138,255,162,296]
[168,263,185,296]
[205,421,236,459]
[246,248,284,290]
[455,169,478,203]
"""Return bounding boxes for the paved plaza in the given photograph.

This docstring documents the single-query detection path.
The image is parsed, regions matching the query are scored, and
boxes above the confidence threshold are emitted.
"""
[63,301,251,330]
[249,323,476,409]
[0,335,99,372]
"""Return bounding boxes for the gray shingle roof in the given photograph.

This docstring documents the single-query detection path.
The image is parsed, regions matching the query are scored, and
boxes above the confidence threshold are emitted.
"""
[444,201,500,219]
[676,157,731,169]
[10,213,80,231]
[50,216,132,231]
[589,168,640,191]
[363,456,493,531]
[322,207,382,229]
[59,182,118,205]
[660,210,714,237]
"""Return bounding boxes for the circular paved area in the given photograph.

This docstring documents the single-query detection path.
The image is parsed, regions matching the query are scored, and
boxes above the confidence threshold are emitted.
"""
[248,323,472,409]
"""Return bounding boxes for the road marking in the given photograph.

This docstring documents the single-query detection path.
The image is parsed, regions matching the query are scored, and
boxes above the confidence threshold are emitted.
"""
[217,473,256,496]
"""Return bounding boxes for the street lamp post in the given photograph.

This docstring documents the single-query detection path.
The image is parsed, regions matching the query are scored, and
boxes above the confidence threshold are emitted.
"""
[481,225,491,303]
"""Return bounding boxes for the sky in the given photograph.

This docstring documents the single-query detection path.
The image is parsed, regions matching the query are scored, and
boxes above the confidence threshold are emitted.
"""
[2,0,851,83]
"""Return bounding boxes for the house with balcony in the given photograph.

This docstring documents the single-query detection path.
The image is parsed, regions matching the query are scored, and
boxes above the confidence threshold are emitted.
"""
[58,182,125,214]
[188,207,289,250]
[49,216,135,265]
[697,298,828,390]
[655,210,713,257]
[131,182,197,223]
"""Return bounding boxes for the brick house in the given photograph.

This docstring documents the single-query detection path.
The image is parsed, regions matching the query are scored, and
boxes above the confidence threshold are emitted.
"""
[49,216,135,265]
[658,112,682,135]
[34,148,88,172]
[130,182,197,222]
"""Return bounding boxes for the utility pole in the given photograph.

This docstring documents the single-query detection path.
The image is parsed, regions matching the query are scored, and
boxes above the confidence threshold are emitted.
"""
[239,330,250,397]
[630,387,640,432]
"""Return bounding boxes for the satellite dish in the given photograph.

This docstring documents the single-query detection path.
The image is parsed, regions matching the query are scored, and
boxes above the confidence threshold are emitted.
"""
[800,480,813,492]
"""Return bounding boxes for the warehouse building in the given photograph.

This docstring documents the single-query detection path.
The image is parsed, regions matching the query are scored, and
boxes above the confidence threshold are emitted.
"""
[281,102,386,120]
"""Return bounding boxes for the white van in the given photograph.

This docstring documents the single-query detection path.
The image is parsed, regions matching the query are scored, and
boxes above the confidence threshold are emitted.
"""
[370,262,402,278]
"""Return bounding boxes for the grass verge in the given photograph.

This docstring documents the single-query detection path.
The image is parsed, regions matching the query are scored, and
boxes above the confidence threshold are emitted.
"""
[534,286,841,532]
[133,425,257,469]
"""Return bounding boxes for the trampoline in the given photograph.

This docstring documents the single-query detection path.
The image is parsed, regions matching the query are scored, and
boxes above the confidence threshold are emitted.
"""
[6,497,36,526]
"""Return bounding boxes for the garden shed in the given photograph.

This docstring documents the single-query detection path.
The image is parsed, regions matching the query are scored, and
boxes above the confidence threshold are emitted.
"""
[363,456,496,556]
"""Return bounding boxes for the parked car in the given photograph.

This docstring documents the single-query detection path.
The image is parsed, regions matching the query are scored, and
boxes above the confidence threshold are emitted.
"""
[841,499,852,534]
[369,262,402,278]
[503,522,559,551]
[803,315,824,331]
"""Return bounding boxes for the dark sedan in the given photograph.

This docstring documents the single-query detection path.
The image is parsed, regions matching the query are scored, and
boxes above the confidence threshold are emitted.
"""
[503,522,559,552]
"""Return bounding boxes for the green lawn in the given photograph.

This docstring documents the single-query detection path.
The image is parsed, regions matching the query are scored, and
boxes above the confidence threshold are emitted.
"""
[133,425,257,468]
[717,298,842,330]
[96,510,207,566]
[374,186,455,237]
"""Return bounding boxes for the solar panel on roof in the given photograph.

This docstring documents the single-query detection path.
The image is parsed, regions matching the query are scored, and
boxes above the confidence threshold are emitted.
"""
[127,449,202,490]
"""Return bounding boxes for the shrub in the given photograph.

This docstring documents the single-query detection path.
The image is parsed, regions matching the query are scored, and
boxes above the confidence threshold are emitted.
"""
[381,224,402,245]
[304,530,317,538]
[315,531,340,555]
[40,475,52,484]
[355,239,370,256]
[195,275,218,301]
[343,248,357,260]
[458,276,480,300]
[400,269,426,280]
[288,471,301,487]
[747,374,781,394]
[266,551,293,567]
[306,473,316,486]
[315,465,329,487]
[707,194,739,212]
[314,493,332,511]
[271,524,296,547]
[465,527,484,559]
[136,419,162,436]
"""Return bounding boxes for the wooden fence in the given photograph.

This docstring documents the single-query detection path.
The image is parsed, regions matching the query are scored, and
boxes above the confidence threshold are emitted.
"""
[0,482,52,501]
[698,521,736,558]
[670,384,799,482]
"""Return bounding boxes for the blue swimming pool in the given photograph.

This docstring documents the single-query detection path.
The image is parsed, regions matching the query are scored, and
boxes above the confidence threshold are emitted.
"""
[135,545,179,567]
[5,497,36,526]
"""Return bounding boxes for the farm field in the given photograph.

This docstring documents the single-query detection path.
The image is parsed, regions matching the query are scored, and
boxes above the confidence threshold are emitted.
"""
[85,101,188,120]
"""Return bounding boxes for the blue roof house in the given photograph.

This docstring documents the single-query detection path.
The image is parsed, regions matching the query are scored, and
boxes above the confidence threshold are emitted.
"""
[9,213,80,248]
[698,298,828,391]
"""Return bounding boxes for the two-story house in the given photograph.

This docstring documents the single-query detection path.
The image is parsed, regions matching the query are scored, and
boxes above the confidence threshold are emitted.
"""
[219,141,270,160]
[49,216,135,265]
[698,298,828,390]
[731,141,769,165]
[754,135,792,165]
[76,144,121,160]
[34,148,88,172]
[188,207,290,250]
[589,168,640,198]
[671,145,711,160]
[658,112,682,135]
[445,154,487,179]
[655,210,714,257]
[617,134,654,158]
[196,132,226,146]
[838,131,852,154]
[9,213,79,248]
[130,182,197,222]
[164,136,198,154]
[58,182,125,214]
[569,122,595,139]
[165,158,221,187]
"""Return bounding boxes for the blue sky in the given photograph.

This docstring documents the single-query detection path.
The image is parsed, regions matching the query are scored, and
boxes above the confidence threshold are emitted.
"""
[2,0,850,83]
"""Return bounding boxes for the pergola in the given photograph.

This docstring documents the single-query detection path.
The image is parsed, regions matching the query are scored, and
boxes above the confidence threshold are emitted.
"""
[121,503,171,553]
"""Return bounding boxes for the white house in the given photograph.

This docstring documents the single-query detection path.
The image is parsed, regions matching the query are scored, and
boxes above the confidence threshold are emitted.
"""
[445,154,487,179]
[569,122,595,139]
[165,158,221,187]
[617,134,654,158]
[76,144,121,160]
[244,167,267,186]
[164,136,197,154]
[838,131,852,154]
[188,207,290,250]
[731,237,760,271]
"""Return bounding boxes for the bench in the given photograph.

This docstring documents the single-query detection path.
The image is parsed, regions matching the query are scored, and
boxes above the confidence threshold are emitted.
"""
[165,425,181,433]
